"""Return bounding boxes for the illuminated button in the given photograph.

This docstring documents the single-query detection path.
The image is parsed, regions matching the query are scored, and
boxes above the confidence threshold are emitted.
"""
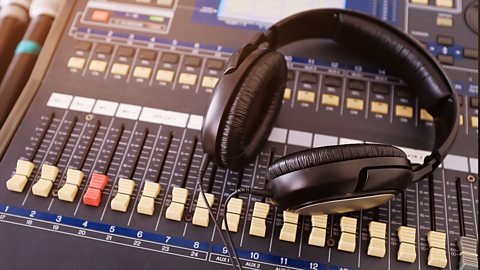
[111,178,135,212]
[368,221,387,258]
[420,109,434,121]
[279,211,299,242]
[206,59,224,70]
[133,66,152,79]
[161,53,179,64]
[201,76,218,88]
[297,90,316,103]
[91,10,111,22]
[460,114,464,126]
[249,202,270,237]
[427,231,447,268]
[83,173,108,207]
[222,198,243,232]
[178,73,197,86]
[111,63,130,76]
[88,60,107,72]
[192,193,215,227]
[6,160,35,192]
[410,0,428,4]
[346,98,364,111]
[471,116,478,128]
[308,214,328,247]
[395,105,413,118]
[165,187,188,221]
[32,164,59,197]
[436,0,453,7]
[67,57,86,69]
[397,226,417,263]
[371,101,389,114]
[321,94,340,107]
[283,88,292,100]
[137,181,161,216]
[156,69,175,82]
[338,216,357,252]
[436,16,453,27]
[58,169,84,202]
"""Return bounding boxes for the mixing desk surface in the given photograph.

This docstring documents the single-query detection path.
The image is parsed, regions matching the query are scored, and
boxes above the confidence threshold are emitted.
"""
[0,0,477,269]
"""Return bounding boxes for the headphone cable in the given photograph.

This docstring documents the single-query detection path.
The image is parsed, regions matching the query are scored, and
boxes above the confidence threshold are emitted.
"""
[197,154,273,270]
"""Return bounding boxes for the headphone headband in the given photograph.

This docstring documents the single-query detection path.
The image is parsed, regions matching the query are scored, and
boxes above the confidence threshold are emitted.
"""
[248,9,459,181]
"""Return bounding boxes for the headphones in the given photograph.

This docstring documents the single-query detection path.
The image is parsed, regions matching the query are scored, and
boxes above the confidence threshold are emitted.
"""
[201,9,459,215]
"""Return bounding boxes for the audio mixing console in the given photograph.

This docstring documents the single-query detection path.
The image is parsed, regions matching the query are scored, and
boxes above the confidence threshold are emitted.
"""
[0,0,477,269]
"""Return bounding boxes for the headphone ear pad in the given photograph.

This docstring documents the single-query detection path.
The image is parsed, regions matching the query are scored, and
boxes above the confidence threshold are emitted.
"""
[267,144,408,180]
[219,51,287,169]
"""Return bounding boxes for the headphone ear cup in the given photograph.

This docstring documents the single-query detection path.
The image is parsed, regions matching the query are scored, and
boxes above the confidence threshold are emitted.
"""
[267,144,408,180]
[219,51,287,169]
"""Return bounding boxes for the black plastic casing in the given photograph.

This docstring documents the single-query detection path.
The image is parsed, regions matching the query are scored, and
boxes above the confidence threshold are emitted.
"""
[268,157,413,213]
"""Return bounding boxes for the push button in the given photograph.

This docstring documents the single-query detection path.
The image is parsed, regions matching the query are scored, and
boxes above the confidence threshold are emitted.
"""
[324,76,341,87]
[161,53,179,64]
[283,88,292,100]
[464,48,478,59]
[89,60,107,73]
[395,105,413,118]
[297,90,316,103]
[95,44,113,55]
[178,73,197,85]
[201,76,218,89]
[67,57,86,70]
[346,98,364,111]
[117,47,135,58]
[139,50,157,61]
[206,59,224,70]
[437,36,454,46]
[74,41,92,51]
[91,10,111,22]
[436,0,453,8]
[133,66,152,79]
[111,63,130,76]
[470,97,478,108]
[348,80,366,91]
[420,109,434,121]
[300,72,318,84]
[371,101,389,114]
[471,116,478,128]
[436,16,453,27]
[184,56,202,67]
[372,83,390,95]
[321,94,340,107]
[156,69,175,82]
[437,55,454,65]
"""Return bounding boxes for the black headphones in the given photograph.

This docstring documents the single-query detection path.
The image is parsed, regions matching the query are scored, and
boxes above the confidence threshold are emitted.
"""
[201,9,459,215]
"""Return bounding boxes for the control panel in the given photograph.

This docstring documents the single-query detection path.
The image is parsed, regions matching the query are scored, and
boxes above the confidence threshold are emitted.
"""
[0,0,477,269]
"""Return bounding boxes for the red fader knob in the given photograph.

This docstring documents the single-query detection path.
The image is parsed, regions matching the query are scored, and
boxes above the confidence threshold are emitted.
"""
[83,173,108,207]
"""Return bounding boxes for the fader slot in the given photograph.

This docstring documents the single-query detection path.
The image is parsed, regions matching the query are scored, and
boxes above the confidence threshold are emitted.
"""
[58,120,100,202]
[165,136,198,222]
[110,128,149,212]
[32,117,78,197]
[83,124,124,207]
[6,113,55,192]
[136,132,173,216]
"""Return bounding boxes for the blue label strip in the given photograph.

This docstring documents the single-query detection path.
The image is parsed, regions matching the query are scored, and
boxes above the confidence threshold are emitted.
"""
[0,204,354,269]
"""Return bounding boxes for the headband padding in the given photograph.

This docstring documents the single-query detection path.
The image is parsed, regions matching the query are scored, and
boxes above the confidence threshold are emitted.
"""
[219,51,287,169]
[267,144,407,180]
